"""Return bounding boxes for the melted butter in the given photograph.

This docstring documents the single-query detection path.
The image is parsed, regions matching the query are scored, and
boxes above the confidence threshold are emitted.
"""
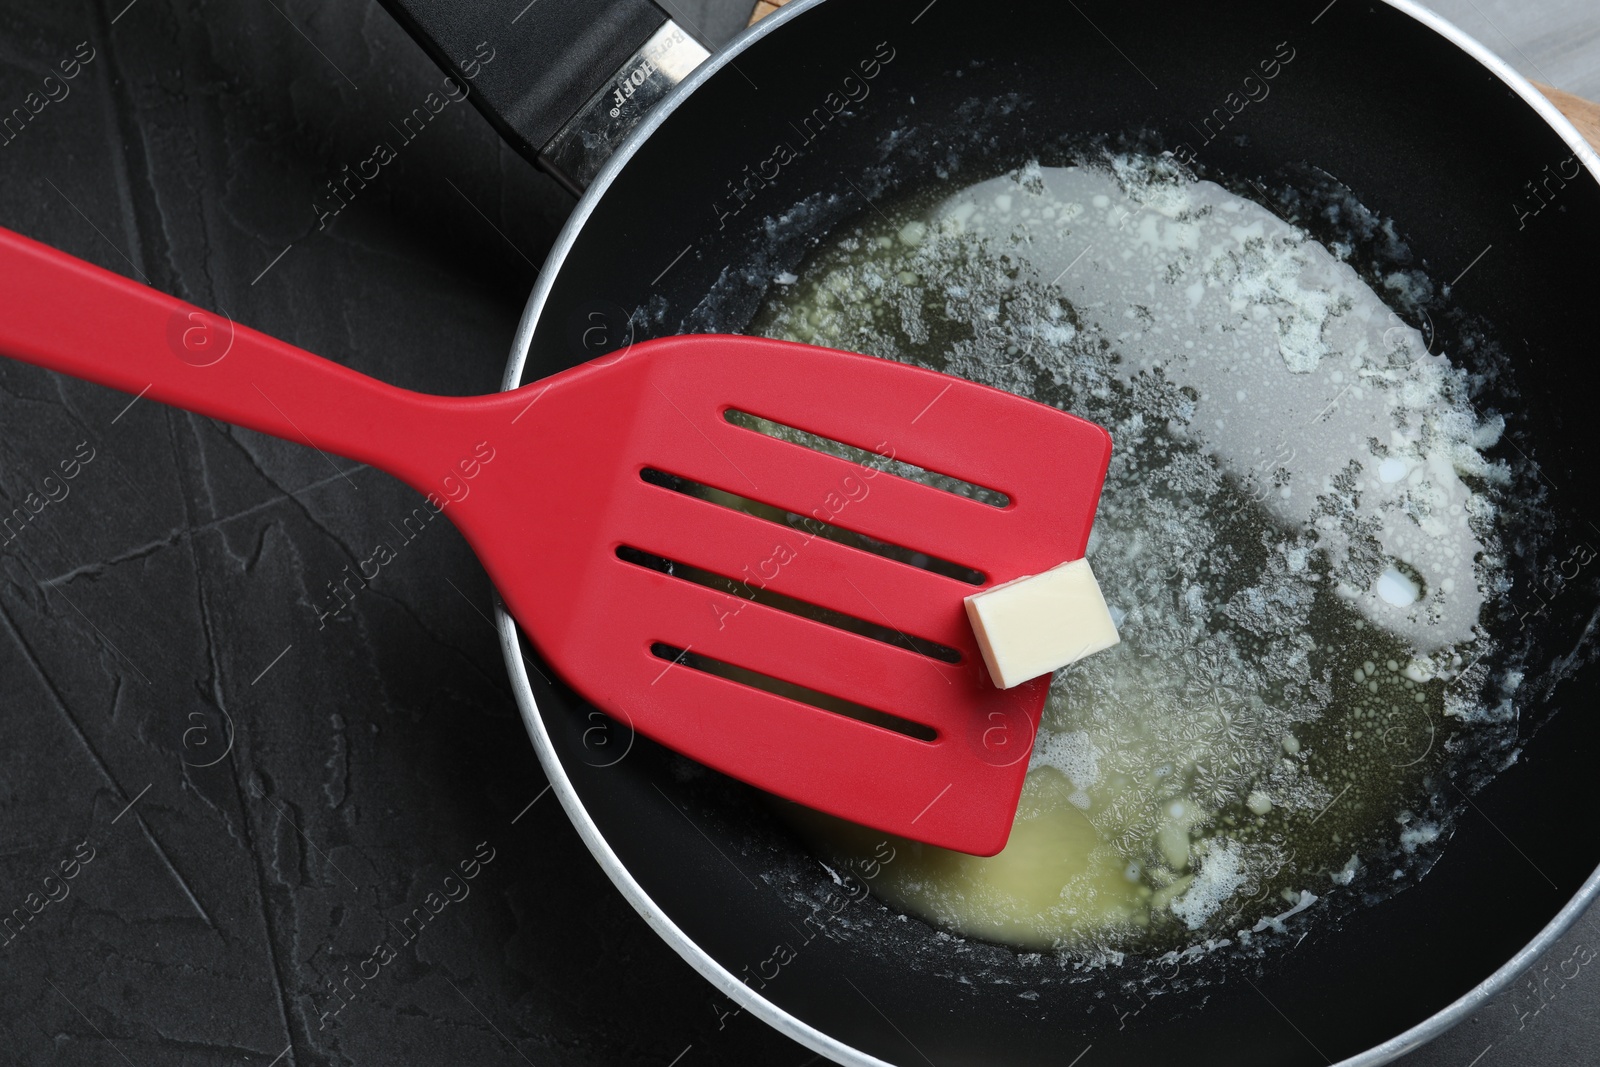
[792,768,1147,949]
[754,155,1520,953]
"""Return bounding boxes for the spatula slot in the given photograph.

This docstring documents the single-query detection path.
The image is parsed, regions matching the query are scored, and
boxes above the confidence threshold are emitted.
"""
[724,409,1011,507]
[617,545,963,663]
[639,467,986,585]
[648,642,939,742]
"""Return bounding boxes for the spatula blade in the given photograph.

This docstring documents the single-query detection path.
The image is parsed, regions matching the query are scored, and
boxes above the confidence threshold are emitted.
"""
[488,335,1111,855]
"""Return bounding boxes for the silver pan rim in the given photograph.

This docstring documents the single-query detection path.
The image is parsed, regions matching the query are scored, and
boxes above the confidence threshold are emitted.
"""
[494,1,1600,1063]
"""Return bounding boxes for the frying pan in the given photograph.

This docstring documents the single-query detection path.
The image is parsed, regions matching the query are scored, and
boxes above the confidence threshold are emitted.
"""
[393,0,1600,1063]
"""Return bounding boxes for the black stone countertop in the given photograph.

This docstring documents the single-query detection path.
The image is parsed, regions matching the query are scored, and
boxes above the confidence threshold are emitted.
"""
[0,1,1593,1065]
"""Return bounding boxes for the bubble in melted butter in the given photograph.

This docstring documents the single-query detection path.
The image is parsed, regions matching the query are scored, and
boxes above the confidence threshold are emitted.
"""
[754,155,1519,953]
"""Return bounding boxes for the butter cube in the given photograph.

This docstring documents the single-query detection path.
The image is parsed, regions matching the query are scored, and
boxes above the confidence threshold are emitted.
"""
[964,558,1120,688]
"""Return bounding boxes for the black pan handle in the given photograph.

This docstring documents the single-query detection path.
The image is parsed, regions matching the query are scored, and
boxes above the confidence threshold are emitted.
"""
[377,0,711,193]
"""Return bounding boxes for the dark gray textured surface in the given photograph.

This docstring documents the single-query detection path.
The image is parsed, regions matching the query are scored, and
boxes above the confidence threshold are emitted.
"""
[0,1,801,1064]
[0,1,1593,1065]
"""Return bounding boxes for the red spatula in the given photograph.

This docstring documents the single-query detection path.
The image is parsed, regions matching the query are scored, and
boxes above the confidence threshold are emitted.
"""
[0,227,1111,856]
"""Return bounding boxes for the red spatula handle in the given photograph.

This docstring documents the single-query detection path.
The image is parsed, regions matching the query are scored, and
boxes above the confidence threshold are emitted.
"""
[0,226,480,490]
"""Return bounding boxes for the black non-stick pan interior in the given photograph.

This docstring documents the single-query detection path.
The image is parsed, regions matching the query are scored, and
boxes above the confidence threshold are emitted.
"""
[510,0,1600,1063]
